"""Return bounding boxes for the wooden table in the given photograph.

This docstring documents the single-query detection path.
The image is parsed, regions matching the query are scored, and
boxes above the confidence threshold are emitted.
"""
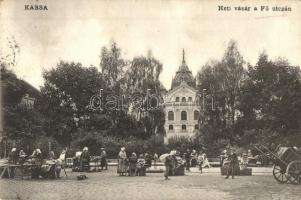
[0,163,40,179]
[0,164,19,179]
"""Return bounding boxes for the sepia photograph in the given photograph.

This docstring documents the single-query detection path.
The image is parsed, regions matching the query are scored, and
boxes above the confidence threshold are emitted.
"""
[1,0,301,199]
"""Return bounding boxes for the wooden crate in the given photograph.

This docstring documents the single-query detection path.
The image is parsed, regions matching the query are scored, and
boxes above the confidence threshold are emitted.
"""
[170,166,185,176]
[239,168,252,176]
[220,166,252,176]
[137,167,146,176]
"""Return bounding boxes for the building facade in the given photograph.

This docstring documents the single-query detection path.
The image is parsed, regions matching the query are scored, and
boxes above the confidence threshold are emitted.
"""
[163,50,200,143]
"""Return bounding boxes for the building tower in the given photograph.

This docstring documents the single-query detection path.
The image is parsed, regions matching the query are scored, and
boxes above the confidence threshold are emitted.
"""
[163,50,200,143]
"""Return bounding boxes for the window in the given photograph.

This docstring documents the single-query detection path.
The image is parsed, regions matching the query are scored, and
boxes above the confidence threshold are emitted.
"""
[169,125,174,130]
[182,125,186,130]
[181,111,187,120]
[195,124,199,130]
[175,97,179,102]
[194,110,199,120]
[182,97,186,102]
[188,97,192,101]
[168,111,174,121]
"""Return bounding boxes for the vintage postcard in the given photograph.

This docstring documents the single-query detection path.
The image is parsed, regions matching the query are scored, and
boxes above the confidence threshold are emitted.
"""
[1,0,301,200]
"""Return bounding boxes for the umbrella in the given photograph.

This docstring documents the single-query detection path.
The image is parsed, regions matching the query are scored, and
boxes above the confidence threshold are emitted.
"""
[159,153,170,162]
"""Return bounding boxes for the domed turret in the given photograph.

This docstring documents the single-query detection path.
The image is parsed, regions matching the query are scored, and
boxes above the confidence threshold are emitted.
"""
[171,49,196,89]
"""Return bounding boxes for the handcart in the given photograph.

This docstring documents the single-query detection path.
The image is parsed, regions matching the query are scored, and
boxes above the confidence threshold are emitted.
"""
[254,145,301,184]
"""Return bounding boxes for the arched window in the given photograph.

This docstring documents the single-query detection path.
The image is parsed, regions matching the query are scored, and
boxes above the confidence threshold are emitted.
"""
[168,111,174,121]
[181,111,187,120]
[175,97,179,102]
[182,97,186,102]
[188,97,192,101]
[169,125,174,130]
[182,125,186,130]
[194,110,199,120]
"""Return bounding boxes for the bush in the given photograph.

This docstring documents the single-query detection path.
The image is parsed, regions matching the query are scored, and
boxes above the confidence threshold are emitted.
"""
[70,132,166,158]
[167,136,202,155]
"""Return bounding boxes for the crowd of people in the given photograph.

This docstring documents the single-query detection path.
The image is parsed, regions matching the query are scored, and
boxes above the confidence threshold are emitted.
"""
[7,147,66,179]
[161,149,211,180]
[5,145,286,181]
[117,147,153,176]
[72,147,108,172]
[182,149,211,173]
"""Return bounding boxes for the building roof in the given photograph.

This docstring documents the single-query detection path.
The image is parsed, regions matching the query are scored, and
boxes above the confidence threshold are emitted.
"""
[171,49,196,90]
[164,81,198,101]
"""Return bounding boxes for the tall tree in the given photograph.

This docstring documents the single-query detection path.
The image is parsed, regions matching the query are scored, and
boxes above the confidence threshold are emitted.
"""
[197,40,246,145]
[238,52,301,145]
[100,41,126,91]
[124,52,165,137]
[40,61,106,144]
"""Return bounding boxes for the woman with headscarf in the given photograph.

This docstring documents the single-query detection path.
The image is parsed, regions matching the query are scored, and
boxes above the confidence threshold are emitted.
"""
[100,147,108,170]
[202,153,211,168]
[80,147,90,172]
[8,148,18,164]
[128,152,137,176]
[170,150,177,176]
[117,147,127,176]
[30,149,43,179]
[19,149,26,164]
[54,149,67,178]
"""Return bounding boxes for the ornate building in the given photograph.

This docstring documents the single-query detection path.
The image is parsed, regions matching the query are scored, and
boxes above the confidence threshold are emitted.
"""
[163,50,200,143]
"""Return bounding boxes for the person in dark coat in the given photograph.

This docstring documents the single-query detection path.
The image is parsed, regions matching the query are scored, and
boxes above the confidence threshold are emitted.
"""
[100,147,108,170]
[30,149,43,179]
[144,153,152,168]
[128,152,137,176]
[164,155,173,180]
[184,149,191,171]
[225,149,238,179]
[8,148,18,164]
[80,147,90,172]
[19,149,27,164]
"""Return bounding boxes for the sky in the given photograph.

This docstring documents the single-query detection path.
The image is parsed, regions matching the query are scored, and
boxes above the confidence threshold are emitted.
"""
[1,0,301,90]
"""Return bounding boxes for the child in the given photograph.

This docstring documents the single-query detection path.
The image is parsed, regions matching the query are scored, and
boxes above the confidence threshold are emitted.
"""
[197,152,204,173]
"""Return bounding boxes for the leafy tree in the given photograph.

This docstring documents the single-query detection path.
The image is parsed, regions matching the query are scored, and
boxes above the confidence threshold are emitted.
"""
[124,51,165,137]
[197,40,246,145]
[100,41,126,91]
[0,36,20,70]
[40,61,106,145]
[1,40,45,156]
[238,52,301,146]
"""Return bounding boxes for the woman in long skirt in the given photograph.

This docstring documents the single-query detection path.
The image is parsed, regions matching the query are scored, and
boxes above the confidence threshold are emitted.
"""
[117,147,127,176]
[202,153,211,168]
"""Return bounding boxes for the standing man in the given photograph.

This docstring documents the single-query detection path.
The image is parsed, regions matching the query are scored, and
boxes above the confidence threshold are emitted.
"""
[225,149,238,179]
[100,147,108,170]
[164,154,173,180]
